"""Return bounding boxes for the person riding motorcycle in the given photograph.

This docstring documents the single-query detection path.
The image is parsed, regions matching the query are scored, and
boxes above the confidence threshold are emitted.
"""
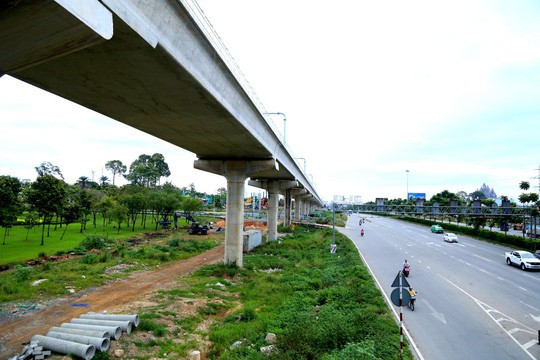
[402,259,410,276]
[360,229,364,236]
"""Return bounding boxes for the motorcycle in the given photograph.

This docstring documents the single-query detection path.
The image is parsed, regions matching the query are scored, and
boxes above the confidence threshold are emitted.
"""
[360,229,364,237]
[402,265,410,277]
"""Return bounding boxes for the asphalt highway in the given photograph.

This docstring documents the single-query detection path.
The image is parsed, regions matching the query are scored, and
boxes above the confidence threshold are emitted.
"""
[340,214,540,360]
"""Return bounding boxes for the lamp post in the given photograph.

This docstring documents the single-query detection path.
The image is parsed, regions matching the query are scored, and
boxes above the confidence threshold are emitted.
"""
[294,157,307,173]
[264,112,287,144]
[406,170,409,201]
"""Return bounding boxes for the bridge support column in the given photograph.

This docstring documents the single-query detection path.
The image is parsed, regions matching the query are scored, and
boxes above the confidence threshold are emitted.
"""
[248,180,299,241]
[267,181,279,242]
[194,159,277,267]
[284,189,292,227]
[292,189,307,222]
[295,194,312,220]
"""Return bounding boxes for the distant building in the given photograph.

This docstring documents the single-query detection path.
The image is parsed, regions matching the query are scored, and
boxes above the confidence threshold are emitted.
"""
[332,195,362,205]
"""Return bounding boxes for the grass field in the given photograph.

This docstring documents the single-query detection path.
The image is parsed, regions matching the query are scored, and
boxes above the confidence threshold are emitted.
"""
[0,215,192,265]
[0,232,221,303]
[118,226,411,359]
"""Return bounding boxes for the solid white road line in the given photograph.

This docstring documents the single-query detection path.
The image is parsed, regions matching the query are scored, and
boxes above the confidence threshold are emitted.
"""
[350,238,426,360]
[437,273,537,360]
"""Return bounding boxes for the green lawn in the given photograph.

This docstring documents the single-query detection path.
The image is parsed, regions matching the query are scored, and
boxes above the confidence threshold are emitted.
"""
[0,234,221,303]
[0,215,190,265]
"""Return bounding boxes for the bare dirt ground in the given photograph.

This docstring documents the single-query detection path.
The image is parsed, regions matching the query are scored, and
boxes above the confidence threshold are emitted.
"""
[0,244,224,358]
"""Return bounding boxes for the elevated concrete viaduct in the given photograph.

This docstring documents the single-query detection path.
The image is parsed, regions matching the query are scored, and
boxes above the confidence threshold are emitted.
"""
[0,0,322,266]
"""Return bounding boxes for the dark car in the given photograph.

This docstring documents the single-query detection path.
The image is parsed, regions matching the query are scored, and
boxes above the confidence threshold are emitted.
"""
[500,223,509,232]
[535,250,540,260]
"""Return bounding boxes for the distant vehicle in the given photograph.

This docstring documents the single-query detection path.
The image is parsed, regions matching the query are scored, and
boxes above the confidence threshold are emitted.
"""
[189,222,208,235]
[525,225,540,238]
[431,225,444,233]
[535,250,540,260]
[499,223,509,232]
[443,233,458,243]
[513,223,523,231]
[505,250,540,271]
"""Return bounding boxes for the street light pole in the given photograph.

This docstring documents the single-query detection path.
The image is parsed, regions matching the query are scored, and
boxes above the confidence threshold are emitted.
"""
[264,112,287,144]
[294,157,307,173]
[406,170,409,201]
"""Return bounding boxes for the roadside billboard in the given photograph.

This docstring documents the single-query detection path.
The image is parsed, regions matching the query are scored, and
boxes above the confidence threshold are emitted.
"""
[407,193,426,201]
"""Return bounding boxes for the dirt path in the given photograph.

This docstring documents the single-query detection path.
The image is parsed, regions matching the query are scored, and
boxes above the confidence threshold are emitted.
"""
[0,245,224,358]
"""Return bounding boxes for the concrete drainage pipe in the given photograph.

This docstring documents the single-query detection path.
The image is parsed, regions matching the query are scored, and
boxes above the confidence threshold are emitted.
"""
[31,335,95,360]
[71,318,133,333]
[46,331,110,352]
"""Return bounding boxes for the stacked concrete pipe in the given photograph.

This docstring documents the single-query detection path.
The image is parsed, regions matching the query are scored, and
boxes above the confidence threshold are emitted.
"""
[31,335,95,360]
[46,331,110,351]
[49,326,111,340]
[71,318,133,333]
[22,313,139,359]
[61,323,122,340]
[81,312,140,327]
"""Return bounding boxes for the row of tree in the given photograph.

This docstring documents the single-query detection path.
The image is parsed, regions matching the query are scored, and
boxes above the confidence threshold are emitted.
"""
[367,182,540,235]
[0,157,228,246]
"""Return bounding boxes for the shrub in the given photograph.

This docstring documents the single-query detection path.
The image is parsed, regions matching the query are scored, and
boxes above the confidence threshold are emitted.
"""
[240,306,257,322]
[80,233,109,250]
[14,265,34,282]
[81,254,100,264]
[99,252,112,263]
[37,251,47,259]
[70,246,86,255]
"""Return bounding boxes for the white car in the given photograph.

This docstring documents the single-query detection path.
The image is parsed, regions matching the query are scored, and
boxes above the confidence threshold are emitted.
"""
[505,250,540,271]
[443,233,458,243]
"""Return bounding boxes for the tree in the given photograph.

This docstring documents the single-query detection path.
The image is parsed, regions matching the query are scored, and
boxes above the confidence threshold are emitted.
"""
[98,196,116,227]
[26,175,66,245]
[88,189,104,227]
[148,190,180,229]
[430,190,462,206]
[35,161,64,180]
[77,188,92,233]
[456,191,469,203]
[99,176,110,187]
[125,154,171,187]
[215,187,227,209]
[109,203,128,233]
[123,193,146,231]
[518,180,534,238]
[105,160,127,186]
[60,186,82,240]
[181,196,204,219]
[23,210,39,241]
[0,176,22,245]
[76,176,90,189]
[469,190,486,202]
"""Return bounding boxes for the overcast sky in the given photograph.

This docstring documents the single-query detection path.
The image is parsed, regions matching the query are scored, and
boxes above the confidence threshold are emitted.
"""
[1,0,540,202]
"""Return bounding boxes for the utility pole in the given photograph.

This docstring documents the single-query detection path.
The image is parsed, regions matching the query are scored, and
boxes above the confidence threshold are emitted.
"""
[405,170,409,200]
